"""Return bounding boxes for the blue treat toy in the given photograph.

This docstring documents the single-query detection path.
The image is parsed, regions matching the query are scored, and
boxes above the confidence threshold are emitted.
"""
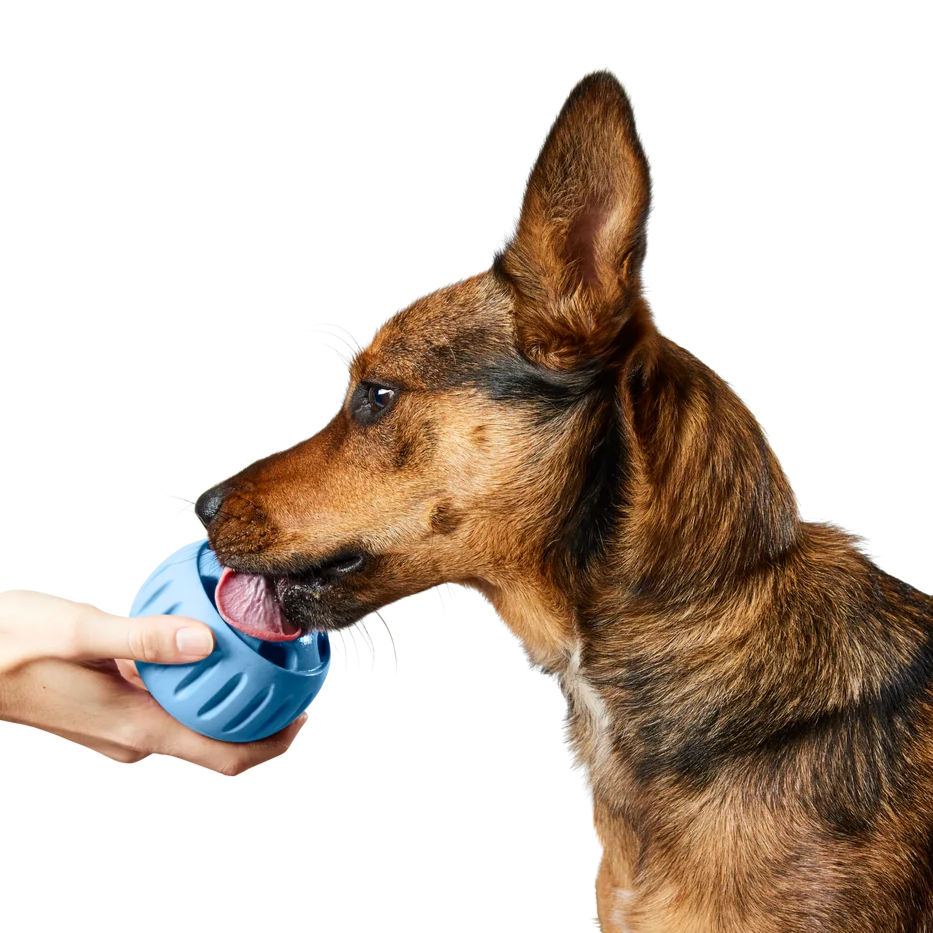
[129,540,329,743]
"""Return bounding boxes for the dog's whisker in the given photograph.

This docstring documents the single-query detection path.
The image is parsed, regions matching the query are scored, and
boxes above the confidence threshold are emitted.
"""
[347,628,363,674]
[376,612,398,677]
[337,632,349,671]
[304,327,357,356]
[313,321,363,354]
[314,340,350,369]
[302,325,359,355]
[359,622,376,677]
[309,321,355,344]
[165,492,194,518]
[314,331,351,360]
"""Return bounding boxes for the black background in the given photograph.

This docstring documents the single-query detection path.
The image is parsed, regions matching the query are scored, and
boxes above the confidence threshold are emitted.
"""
[0,60,933,929]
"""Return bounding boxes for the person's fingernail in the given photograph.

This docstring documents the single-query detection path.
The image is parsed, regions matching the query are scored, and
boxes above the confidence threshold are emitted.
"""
[296,713,309,729]
[176,626,214,658]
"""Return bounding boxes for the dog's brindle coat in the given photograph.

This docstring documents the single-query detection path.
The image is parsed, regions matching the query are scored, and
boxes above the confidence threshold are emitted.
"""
[196,74,933,932]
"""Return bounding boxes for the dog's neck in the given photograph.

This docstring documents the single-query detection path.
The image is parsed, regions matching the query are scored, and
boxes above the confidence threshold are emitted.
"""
[479,334,802,669]
[474,334,919,811]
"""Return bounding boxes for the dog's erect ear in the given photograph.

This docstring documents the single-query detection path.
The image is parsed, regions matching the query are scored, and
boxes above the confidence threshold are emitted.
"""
[497,72,652,369]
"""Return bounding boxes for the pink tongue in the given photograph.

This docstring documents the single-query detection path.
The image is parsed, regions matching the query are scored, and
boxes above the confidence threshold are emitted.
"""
[215,567,302,642]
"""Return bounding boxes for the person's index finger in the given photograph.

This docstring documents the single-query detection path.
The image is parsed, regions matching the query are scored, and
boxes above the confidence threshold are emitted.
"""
[69,606,215,663]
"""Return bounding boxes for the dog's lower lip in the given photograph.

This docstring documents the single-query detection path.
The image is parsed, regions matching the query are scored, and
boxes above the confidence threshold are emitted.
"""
[271,563,357,623]
[271,590,364,634]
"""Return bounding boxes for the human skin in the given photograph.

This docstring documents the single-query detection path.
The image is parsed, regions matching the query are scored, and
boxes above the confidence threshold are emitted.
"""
[0,590,306,773]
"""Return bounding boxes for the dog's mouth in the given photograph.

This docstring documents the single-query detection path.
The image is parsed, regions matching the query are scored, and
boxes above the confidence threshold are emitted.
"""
[214,551,368,640]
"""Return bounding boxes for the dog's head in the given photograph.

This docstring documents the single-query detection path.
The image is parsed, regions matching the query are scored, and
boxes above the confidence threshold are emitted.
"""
[197,73,654,661]
[196,72,651,648]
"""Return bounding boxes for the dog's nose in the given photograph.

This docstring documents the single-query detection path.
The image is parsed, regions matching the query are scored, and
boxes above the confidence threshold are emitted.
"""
[195,484,227,528]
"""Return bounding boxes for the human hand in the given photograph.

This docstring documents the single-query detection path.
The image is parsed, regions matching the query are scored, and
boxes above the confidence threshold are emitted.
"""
[0,590,307,773]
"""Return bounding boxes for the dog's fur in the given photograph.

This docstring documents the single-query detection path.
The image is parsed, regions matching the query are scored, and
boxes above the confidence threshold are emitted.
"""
[197,73,933,932]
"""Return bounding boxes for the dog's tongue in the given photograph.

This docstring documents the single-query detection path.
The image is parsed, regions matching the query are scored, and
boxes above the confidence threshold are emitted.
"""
[215,567,302,642]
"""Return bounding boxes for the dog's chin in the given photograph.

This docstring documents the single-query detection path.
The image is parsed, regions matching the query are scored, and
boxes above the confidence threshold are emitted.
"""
[273,576,370,633]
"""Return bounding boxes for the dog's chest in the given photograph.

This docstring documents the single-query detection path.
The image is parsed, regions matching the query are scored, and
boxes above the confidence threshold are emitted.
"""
[559,645,614,780]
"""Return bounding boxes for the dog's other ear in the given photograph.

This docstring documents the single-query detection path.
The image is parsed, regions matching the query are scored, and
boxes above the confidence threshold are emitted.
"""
[496,72,652,369]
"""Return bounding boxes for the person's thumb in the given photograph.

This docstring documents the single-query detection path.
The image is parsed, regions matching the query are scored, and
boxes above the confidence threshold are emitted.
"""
[0,590,214,665]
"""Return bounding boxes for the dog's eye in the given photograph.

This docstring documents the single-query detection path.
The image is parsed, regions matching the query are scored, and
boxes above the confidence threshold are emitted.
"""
[368,385,396,412]
[352,382,398,424]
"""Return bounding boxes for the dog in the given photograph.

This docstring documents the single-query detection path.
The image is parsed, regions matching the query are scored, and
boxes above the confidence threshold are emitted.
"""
[194,72,933,932]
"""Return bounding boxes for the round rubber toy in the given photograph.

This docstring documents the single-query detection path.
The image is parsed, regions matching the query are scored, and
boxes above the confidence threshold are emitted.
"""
[129,540,329,743]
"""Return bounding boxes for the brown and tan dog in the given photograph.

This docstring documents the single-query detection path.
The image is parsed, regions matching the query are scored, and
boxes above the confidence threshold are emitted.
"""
[195,73,933,932]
